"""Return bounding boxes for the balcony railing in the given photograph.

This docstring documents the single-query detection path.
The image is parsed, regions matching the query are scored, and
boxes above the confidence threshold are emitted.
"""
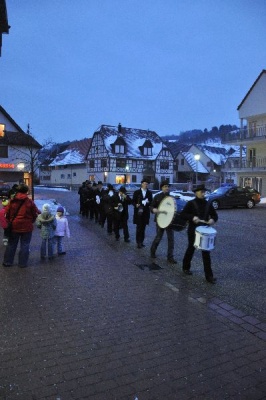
[225,156,266,169]
[223,125,266,143]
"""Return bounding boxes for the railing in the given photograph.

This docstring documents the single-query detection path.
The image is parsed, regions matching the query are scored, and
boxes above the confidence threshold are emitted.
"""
[225,156,266,169]
[223,125,266,142]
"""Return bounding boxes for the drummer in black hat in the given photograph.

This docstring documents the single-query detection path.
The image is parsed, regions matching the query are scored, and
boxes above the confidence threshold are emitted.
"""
[180,184,218,283]
[150,181,177,264]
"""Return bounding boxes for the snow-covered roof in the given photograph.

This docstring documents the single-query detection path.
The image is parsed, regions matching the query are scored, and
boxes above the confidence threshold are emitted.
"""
[182,152,209,173]
[96,124,164,159]
[196,144,243,166]
[49,138,91,166]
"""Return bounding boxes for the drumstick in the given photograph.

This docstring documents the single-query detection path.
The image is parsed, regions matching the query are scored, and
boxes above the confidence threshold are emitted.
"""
[157,211,167,214]
[198,219,210,224]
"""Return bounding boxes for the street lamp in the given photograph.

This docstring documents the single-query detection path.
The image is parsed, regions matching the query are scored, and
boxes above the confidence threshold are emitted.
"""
[194,154,200,185]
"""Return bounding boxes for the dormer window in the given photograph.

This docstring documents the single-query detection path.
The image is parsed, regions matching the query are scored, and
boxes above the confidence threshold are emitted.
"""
[115,144,125,154]
[139,139,153,156]
[112,137,126,154]
[143,147,152,156]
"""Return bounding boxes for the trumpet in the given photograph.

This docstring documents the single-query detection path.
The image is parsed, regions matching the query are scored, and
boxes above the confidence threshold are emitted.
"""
[117,203,123,212]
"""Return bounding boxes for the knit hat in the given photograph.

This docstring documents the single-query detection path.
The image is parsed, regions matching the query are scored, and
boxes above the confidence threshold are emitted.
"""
[42,203,51,212]
[2,199,9,207]
[57,206,64,213]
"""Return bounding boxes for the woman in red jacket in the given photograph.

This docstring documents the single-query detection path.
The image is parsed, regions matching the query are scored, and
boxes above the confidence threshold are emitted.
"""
[3,183,40,268]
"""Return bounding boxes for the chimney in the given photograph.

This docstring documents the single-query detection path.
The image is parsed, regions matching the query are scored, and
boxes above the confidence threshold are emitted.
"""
[118,123,122,133]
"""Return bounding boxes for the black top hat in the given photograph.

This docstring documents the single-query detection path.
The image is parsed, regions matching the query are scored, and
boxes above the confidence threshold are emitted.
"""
[119,186,127,194]
[193,184,207,192]
[160,180,169,189]
[141,178,149,184]
[98,181,103,185]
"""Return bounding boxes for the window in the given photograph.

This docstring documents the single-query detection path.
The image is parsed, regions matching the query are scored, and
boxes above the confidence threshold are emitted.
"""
[181,159,184,166]
[132,175,137,183]
[161,149,169,157]
[60,174,65,179]
[116,159,126,168]
[160,161,169,169]
[89,160,95,168]
[73,172,76,177]
[132,160,137,168]
[67,174,71,179]
[101,159,107,168]
[0,146,8,158]
[143,147,152,156]
[115,144,125,154]
[0,124,5,137]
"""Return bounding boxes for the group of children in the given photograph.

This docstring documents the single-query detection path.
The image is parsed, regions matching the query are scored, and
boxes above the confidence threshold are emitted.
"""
[36,204,70,260]
[0,199,70,260]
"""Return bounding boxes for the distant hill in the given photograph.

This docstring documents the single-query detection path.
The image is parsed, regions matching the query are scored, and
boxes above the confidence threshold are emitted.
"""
[161,124,238,144]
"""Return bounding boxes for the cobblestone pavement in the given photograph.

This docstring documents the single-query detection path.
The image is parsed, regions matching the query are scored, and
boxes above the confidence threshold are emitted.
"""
[0,188,265,400]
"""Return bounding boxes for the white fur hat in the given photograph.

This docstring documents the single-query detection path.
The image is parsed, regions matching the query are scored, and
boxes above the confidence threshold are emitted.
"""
[42,203,51,212]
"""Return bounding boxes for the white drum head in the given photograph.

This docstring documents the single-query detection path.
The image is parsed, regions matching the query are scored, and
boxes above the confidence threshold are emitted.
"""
[157,196,176,229]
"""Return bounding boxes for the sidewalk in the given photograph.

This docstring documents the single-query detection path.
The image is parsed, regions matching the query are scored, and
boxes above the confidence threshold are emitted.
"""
[0,188,265,400]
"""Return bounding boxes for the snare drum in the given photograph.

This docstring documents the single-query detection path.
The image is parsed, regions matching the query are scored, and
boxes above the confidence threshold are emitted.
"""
[157,196,187,231]
[194,226,217,251]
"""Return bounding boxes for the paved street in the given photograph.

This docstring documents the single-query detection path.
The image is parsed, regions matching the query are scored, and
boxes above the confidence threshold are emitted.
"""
[0,187,265,400]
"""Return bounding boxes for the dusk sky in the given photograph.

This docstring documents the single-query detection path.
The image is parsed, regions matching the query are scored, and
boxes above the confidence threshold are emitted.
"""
[1,0,266,144]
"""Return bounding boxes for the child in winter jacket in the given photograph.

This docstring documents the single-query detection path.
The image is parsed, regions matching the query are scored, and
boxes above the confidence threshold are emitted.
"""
[54,206,70,255]
[0,199,9,245]
[36,203,57,260]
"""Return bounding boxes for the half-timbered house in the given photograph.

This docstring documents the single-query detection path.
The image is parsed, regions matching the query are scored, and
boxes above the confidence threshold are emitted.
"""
[86,123,174,185]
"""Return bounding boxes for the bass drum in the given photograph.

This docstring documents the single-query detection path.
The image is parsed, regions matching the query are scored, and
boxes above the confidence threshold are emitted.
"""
[157,196,187,231]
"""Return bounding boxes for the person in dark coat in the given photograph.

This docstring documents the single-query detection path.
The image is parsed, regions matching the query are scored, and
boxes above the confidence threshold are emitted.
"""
[150,181,177,264]
[132,179,153,249]
[78,182,86,214]
[94,181,105,226]
[180,184,218,284]
[112,186,132,242]
[82,181,95,219]
[102,184,116,234]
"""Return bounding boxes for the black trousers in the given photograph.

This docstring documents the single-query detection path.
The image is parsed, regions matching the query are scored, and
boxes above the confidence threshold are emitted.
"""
[183,228,213,278]
[150,225,174,260]
[135,218,147,245]
[113,217,129,240]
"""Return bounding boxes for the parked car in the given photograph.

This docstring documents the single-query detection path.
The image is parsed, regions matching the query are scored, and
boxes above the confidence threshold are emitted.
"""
[0,182,10,198]
[112,184,140,193]
[206,186,261,210]
[170,190,195,202]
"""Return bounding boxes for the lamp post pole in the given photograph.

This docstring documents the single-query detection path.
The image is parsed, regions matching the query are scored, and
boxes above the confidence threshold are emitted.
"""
[194,154,200,186]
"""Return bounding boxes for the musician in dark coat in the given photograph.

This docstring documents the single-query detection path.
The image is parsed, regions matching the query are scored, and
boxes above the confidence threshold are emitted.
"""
[113,186,132,242]
[180,184,218,284]
[150,181,177,264]
[132,179,153,249]
[82,181,95,219]
[102,184,116,234]
[94,181,105,226]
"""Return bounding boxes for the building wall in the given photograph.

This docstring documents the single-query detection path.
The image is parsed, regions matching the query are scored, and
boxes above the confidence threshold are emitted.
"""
[239,74,266,118]
[40,164,89,188]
